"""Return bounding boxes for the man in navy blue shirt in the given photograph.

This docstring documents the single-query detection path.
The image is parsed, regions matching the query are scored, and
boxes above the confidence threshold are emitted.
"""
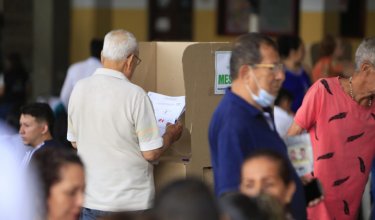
[209,33,307,219]
[19,103,65,167]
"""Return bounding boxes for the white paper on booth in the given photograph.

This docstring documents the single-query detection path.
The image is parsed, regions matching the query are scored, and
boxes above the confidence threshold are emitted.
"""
[147,92,185,136]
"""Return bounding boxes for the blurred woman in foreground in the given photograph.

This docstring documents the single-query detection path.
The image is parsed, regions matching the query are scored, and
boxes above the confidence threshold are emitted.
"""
[32,147,85,220]
[240,149,296,219]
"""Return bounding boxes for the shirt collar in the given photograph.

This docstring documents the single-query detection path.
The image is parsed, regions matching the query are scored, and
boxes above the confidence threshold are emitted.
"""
[94,68,129,81]
[34,142,44,150]
[225,87,263,116]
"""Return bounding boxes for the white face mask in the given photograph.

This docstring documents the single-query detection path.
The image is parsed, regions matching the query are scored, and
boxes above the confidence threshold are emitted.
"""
[245,68,276,108]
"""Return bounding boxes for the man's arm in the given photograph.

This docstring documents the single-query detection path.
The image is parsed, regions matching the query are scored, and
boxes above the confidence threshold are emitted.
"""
[287,121,304,136]
[60,67,75,110]
[141,122,183,161]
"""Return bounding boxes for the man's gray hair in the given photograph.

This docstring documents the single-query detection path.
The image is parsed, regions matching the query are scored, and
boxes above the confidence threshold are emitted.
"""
[102,29,138,61]
[355,37,375,71]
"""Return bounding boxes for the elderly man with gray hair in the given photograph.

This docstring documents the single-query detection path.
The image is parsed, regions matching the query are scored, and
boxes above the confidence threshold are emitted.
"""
[68,29,183,220]
[288,37,375,219]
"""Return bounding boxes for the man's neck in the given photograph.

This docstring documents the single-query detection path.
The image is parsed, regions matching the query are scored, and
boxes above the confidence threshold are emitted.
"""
[32,134,53,148]
[231,81,263,111]
[102,61,131,80]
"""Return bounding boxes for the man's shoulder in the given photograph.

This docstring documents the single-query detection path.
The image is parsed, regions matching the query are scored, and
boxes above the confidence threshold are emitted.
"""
[211,102,257,134]
[215,96,258,121]
[42,139,65,148]
[68,60,87,71]
[72,76,91,90]
[68,58,100,72]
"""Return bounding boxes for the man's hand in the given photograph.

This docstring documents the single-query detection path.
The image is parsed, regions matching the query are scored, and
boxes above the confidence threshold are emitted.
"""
[141,121,183,162]
[165,121,183,143]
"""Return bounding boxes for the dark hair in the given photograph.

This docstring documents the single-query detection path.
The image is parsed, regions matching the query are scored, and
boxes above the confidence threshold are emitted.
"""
[154,178,220,220]
[32,147,84,200]
[243,149,292,185]
[90,38,104,59]
[319,35,336,57]
[20,103,54,135]
[219,192,269,220]
[230,33,278,80]
[277,35,302,59]
[275,89,294,106]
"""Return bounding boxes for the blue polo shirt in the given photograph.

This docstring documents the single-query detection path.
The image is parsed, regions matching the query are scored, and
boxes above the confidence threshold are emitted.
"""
[208,88,306,220]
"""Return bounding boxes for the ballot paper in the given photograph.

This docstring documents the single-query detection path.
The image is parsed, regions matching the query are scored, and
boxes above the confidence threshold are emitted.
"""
[283,133,314,177]
[147,92,185,135]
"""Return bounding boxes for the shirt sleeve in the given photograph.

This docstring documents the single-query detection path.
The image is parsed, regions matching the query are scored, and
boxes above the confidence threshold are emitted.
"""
[66,84,77,142]
[294,80,323,131]
[60,66,75,110]
[215,123,248,195]
[133,93,163,151]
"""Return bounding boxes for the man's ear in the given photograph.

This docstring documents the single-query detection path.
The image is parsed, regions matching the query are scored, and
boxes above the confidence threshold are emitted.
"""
[238,65,251,81]
[40,122,49,135]
[360,61,372,74]
[121,56,134,79]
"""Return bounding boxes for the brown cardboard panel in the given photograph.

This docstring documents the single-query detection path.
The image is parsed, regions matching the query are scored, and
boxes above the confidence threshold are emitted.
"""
[133,42,234,187]
[152,42,192,162]
[154,161,187,194]
[182,43,232,177]
[131,42,157,92]
[161,122,191,162]
[203,167,214,191]
[156,42,195,96]
[132,42,193,188]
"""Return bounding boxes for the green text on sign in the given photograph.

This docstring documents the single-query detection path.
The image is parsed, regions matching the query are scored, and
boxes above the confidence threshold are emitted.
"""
[218,74,232,85]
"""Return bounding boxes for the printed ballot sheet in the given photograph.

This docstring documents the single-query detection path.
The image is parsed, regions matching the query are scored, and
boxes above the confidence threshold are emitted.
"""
[148,92,185,135]
[284,133,314,177]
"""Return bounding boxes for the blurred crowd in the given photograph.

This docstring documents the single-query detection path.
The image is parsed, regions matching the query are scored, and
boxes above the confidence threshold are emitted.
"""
[2,28,375,220]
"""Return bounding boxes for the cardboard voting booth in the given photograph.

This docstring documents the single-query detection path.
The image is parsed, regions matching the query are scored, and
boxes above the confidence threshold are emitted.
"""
[182,43,232,189]
[132,42,232,191]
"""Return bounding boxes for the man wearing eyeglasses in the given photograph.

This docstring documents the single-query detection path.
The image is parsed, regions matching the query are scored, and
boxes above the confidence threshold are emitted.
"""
[67,29,183,220]
[209,33,307,220]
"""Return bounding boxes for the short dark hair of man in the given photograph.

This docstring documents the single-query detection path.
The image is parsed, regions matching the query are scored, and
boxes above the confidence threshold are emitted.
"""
[277,35,302,59]
[90,38,104,60]
[230,33,278,80]
[20,103,54,135]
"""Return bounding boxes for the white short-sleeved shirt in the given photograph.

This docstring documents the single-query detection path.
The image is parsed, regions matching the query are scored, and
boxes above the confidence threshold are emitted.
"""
[274,106,294,138]
[60,57,102,110]
[68,68,163,211]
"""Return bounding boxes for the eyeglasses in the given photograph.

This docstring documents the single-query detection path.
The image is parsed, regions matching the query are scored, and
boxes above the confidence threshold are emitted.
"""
[133,54,142,65]
[250,63,284,74]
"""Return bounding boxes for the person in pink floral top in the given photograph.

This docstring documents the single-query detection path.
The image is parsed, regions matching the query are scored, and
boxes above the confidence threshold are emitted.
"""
[288,37,375,220]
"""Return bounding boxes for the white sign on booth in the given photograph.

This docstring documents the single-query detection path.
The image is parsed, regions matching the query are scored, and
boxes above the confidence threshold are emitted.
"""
[214,51,232,94]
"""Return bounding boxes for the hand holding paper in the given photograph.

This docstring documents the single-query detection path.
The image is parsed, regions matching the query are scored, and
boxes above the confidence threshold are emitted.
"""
[165,121,183,142]
[148,92,185,135]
